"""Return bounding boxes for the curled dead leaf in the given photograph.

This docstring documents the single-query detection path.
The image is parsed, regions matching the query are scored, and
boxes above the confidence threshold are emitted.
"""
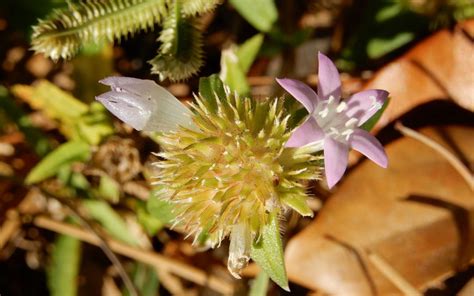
[285,125,474,295]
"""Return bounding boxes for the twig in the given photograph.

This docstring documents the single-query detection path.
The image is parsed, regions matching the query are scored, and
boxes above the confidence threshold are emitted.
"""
[395,122,473,190]
[154,267,186,295]
[41,190,139,296]
[367,250,422,296]
[0,210,21,250]
[33,216,234,294]
[0,192,40,251]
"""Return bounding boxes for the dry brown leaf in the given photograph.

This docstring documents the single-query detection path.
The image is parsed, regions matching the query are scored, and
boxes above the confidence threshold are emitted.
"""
[285,126,474,295]
[459,278,474,296]
[364,20,474,132]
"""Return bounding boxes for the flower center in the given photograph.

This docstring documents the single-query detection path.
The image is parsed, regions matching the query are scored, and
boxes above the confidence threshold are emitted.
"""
[312,96,358,143]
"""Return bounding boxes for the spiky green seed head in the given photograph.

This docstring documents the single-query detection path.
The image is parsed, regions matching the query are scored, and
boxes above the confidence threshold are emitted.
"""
[153,90,322,277]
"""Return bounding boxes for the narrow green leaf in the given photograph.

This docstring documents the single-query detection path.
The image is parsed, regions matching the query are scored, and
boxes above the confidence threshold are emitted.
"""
[229,0,277,32]
[249,271,270,296]
[11,80,87,120]
[198,74,226,111]
[367,32,414,59]
[360,97,390,132]
[70,172,90,190]
[12,82,114,144]
[137,203,166,236]
[47,234,81,296]
[124,263,159,296]
[281,194,313,217]
[220,47,250,95]
[98,175,120,203]
[250,211,289,291]
[147,191,175,224]
[25,141,90,185]
[82,200,138,246]
[236,34,264,73]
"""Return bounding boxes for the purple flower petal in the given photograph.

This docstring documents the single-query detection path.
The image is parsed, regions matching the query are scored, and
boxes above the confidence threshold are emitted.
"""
[285,117,324,147]
[323,137,349,188]
[317,52,342,101]
[276,78,318,113]
[349,129,388,168]
[345,89,389,125]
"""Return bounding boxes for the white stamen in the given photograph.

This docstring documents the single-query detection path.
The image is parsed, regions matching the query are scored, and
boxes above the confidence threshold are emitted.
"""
[319,107,329,118]
[341,129,354,141]
[336,102,348,113]
[345,117,359,127]
[329,127,339,135]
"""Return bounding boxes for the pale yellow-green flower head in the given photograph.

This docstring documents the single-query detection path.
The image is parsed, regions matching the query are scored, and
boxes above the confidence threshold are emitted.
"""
[153,91,322,276]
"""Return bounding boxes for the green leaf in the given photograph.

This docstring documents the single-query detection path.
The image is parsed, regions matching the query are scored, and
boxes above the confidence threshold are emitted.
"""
[124,263,159,296]
[220,47,250,95]
[70,172,90,190]
[25,141,90,185]
[367,32,414,59]
[12,82,114,144]
[281,194,313,217]
[137,205,165,236]
[0,85,51,156]
[338,1,428,70]
[236,34,264,73]
[360,97,390,132]
[47,234,81,296]
[229,0,277,32]
[219,33,264,95]
[147,190,175,224]
[76,103,115,145]
[11,80,88,120]
[82,200,138,246]
[250,211,289,291]
[98,175,120,203]
[198,74,226,111]
[249,271,270,296]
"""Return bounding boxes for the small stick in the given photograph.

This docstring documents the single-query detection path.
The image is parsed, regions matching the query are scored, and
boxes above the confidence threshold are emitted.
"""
[154,267,186,295]
[34,216,234,294]
[0,210,21,250]
[395,122,473,189]
[367,250,421,296]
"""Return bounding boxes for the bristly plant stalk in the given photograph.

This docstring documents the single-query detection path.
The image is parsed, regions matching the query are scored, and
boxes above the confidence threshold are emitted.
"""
[149,0,204,81]
[31,0,168,60]
[31,0,221,80]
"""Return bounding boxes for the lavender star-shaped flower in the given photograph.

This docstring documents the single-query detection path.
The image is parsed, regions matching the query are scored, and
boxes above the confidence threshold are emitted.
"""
[277,52,388,188]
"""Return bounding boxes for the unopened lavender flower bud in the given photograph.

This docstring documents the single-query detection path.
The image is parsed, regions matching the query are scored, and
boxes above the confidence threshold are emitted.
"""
[96,76,196,132]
